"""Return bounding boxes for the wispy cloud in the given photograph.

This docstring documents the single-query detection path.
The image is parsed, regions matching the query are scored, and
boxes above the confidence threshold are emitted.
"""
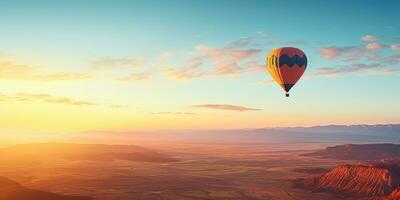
[160,51,175,58]
[391,45,400,51]
[92,57,145,70]
[148,112,197,115]
[0,60,32,74]
[320,36,399,62]
[193,104,262,112]
[366,43,386,50]
[113,73,150,83]
[312,63,381,77]
[381,54,400,64]
[366,54,400,65]
[361,35,379,41]
[319,46,367,61]
[167,45,262,79]
[317,35,400,78]
[0,60,93,81]
[368,68,400,76]
[166,34,266,80]
[225,36,254,48]
[0,93,125,108]
[35,72,94,81]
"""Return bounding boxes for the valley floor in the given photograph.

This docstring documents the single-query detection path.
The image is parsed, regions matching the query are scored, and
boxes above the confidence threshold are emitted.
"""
[0,143,358,200]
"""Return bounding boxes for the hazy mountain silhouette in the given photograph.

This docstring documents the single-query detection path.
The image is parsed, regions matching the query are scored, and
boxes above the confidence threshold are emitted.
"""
[85,124,400,144]
[0,176,92,200]
[303,143,400,160]
[0,143,177,164]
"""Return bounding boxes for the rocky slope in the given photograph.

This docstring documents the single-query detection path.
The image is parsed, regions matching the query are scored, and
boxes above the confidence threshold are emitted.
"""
[293,164,400,199]
[386,187,400,200]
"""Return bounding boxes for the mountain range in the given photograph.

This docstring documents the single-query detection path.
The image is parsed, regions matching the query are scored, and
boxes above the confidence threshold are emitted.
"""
[83,124,400,144]
[0,176,92,200]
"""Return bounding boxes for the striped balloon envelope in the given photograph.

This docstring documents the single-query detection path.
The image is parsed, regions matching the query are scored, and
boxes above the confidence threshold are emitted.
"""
[266,47,307,97]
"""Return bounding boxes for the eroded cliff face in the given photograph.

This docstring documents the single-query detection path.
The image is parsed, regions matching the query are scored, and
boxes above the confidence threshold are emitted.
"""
[386,187,400,200]
[293,164,400,199]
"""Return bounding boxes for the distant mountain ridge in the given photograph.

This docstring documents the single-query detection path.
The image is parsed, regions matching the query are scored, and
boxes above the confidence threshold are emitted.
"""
[269,124,400,133]
[84,123,400,144]
[0,143,177,164]
[303,143,400,160]
[0,176,92,200]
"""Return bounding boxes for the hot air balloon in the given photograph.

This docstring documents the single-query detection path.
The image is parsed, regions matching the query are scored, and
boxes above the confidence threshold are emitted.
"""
[266,47,307,97]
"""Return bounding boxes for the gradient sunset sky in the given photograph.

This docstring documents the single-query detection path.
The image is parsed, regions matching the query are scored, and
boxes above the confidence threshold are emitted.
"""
[0,0,399,134]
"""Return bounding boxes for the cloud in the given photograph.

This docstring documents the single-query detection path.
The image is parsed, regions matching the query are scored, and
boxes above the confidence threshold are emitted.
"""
[368,68,400,76]
[366,43,385,50]
[92,57,145,70]
[312,63,381,77]
[113,73,149,83]
[164,33,272,80]
[160,51,175,58]
[166,67,205,80]
[225,37,253,48]
[0,92,125,108]
[367,53,381,60]
[317,35,400,77]
[319,46,367,61]
[320,42,396,62]
[166,38,264,80]
[316,39,400,77]
[148,112,197,115]
[0,60,33,74]
[193,104,262,112]
[319,47,341,59]
[391,45,400,51]
[381,54,400,64]
[361,35,379,41]
[368,54,400,65]
[0,93,95,106]
[0,60,93,81]
[34,72,94,81]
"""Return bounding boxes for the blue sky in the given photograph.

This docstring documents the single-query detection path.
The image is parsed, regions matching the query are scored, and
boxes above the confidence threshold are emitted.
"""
[0,0,399,133]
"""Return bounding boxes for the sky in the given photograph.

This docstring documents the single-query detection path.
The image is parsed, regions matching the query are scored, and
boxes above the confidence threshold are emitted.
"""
[0,0,399,135]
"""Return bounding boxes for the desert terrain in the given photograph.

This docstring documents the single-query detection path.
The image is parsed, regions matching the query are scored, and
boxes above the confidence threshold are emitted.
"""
[0,142,345,200]
[0,125,399,200]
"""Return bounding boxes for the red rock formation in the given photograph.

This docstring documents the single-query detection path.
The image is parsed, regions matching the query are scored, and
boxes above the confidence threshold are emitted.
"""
[386,187,400,200]
[293,164,400,199]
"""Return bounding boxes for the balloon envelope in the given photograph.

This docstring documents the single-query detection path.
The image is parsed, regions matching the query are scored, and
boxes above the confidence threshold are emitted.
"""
[266,47,307,96]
